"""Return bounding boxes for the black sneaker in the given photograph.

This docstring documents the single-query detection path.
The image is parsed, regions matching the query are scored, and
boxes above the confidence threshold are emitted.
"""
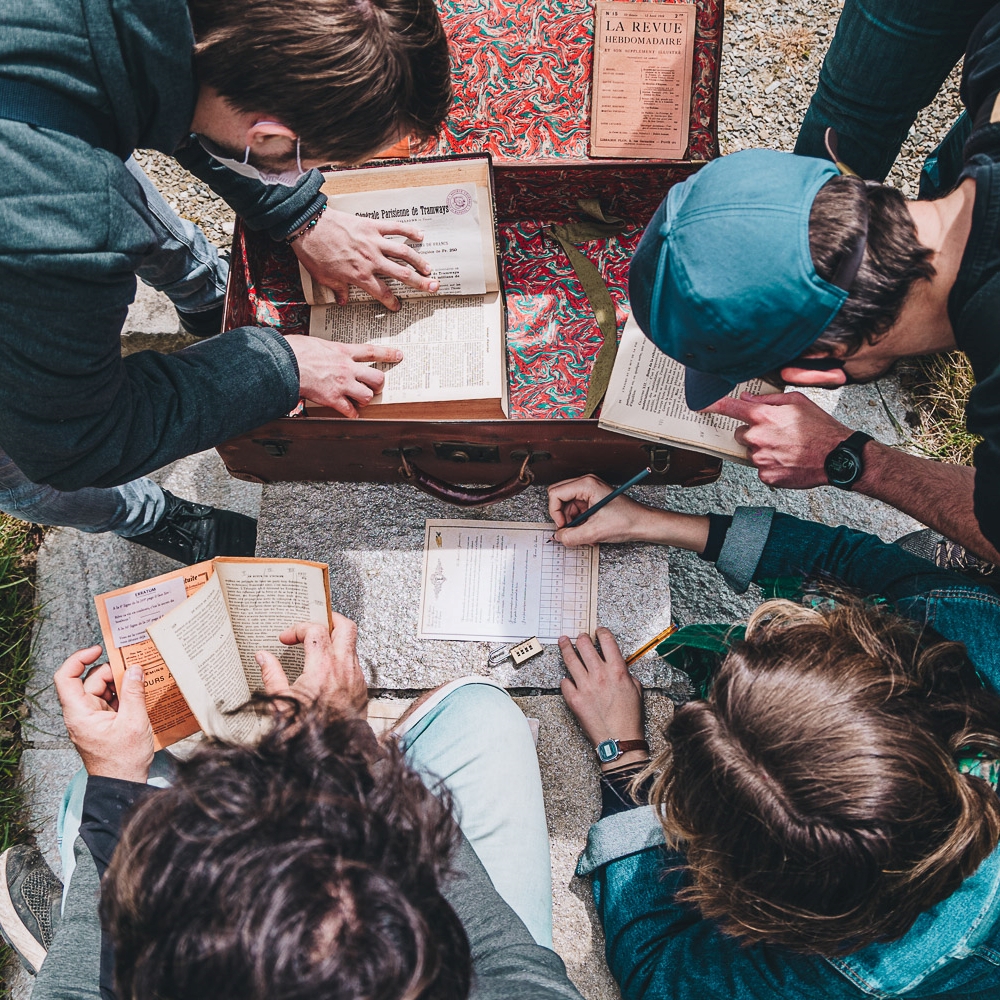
[0,845,62,975]
[129,490,257,563]
[176,302,224,338]
[896,528,998,582]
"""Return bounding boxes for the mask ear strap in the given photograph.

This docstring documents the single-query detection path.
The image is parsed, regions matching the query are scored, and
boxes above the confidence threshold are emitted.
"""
[823,128,870,292]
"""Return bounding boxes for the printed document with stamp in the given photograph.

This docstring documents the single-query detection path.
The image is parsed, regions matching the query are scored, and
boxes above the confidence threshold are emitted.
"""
[590,1,697,159]
[301,157,507,419]
[418,520,599,643]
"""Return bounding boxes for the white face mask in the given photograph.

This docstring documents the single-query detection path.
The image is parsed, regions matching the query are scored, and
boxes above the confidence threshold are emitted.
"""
[197,124,307,186]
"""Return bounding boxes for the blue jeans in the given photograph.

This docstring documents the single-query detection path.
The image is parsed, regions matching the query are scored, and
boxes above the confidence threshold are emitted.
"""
[0,159,227,536]
[795,0,997,181]
[57,680,554,948]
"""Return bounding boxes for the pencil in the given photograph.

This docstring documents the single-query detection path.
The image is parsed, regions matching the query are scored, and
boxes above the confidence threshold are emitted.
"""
[625,623,679,666]
[548,467,654,542]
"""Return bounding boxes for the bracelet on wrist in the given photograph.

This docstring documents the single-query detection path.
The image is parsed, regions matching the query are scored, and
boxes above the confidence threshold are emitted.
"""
[600,757,650,777]
[286,202,327,245]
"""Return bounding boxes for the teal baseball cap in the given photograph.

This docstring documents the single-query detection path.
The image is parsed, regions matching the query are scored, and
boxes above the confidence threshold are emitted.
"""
[629,149,857,410]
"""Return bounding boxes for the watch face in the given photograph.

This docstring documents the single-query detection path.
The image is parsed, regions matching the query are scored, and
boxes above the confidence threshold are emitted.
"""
[826,448,860,486]
[596,740,620,762]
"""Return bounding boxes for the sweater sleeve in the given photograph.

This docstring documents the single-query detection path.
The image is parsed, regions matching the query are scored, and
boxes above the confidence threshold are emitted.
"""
[445,836,584,1000]
[79,777,155,1000]
[0,295,300,489]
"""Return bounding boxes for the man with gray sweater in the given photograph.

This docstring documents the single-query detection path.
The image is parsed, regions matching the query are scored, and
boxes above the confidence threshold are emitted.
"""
[0,618,581,1000]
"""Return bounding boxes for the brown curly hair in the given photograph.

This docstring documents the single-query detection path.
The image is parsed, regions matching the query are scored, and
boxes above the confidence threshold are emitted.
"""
[188,0,452,164]
[104,700,470,1000]
[649,596,1000,955]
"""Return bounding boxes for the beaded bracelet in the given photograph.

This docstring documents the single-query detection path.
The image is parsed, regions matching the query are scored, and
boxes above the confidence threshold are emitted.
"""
[286,202,327,245]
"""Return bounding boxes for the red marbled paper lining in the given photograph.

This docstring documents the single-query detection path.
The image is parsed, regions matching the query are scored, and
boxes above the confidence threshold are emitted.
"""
[231,221,642,418]
[501,221,643,417]
[426,0,721,163]
[222,0,722,419]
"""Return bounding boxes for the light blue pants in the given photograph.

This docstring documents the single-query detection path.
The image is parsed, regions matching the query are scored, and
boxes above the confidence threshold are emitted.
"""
[0,158,228,537]
[57,680,554,948]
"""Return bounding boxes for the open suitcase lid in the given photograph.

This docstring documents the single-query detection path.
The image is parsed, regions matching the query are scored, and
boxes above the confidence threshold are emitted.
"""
[222,0,727,429]
[423,0,722,168]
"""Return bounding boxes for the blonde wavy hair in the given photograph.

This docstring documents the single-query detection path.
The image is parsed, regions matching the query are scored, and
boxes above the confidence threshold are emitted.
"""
[645,595,1000,955]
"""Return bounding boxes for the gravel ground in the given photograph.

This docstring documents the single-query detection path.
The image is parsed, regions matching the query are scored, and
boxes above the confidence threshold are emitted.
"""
[132,148,236,250]
[136,0,968,228]
[717,0,965,194]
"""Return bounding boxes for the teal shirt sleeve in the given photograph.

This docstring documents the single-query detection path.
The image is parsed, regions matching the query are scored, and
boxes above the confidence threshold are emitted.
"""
[716,508,1000,701]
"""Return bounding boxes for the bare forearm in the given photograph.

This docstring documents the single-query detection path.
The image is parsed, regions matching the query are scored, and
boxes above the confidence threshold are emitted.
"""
[856,443,1000,562]
[631,508,710,552]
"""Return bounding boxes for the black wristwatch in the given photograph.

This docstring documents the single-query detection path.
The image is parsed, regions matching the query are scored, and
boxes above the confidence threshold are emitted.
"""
[824,431,873,490]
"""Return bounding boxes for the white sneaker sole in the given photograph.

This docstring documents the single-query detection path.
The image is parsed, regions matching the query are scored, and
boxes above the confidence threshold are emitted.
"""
[0,849,47,975]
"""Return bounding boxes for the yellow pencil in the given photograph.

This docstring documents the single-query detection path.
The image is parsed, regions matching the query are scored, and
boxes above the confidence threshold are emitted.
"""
[625,624,679,666]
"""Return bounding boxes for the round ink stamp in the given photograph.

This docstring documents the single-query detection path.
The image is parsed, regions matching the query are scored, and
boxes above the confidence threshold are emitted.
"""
[447,188,472,215]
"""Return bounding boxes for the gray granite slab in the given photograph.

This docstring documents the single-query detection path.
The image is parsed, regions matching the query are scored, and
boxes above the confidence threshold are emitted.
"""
[257,481,688,693]
[256,377,921,693]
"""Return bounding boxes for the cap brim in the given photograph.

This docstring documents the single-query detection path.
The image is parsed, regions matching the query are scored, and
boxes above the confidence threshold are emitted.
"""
[684,368,738,411]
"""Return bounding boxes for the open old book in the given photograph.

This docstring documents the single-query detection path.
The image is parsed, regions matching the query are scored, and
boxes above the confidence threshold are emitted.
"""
[598,314,782,463]
[302,156,508,420]
[95,558,331,749]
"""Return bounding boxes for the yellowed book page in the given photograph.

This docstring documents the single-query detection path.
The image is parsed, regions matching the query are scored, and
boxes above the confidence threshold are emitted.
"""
[300,157,498,304]
[591,1,697,159]
[418,520,599,643]
[95,561,214,750]
[146,573,265,745]
[213,558,332,690]
[598,314,781,463]
[308,292,505,408]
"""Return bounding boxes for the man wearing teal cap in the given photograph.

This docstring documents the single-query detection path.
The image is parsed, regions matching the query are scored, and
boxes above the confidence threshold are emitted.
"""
[629,4,1000,568]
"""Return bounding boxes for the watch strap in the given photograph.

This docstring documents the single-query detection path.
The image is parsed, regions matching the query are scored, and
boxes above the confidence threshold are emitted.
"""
[613,739,650,754]
[838,430,873,454]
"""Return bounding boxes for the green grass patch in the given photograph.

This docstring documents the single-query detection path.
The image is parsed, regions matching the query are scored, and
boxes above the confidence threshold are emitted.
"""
[0,514,40,983]
[900,353,980,467]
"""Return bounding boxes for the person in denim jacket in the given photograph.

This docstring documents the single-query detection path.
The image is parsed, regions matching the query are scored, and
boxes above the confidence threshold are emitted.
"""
[548,474,1000,1000]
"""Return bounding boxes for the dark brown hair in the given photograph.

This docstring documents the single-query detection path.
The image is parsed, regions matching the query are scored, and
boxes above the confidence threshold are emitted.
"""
[650,596,1000,955]
[188,0,453,164]
[104,701,470,1000]
[809,175,935,354]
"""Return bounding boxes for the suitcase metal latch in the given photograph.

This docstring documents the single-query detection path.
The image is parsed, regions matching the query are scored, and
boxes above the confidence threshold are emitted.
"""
[433,442,501,464]
[643,444,671,474]
[253,438,290,457]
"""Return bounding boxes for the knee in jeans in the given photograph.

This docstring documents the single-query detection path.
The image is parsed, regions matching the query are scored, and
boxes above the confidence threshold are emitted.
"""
[437,683,534,752]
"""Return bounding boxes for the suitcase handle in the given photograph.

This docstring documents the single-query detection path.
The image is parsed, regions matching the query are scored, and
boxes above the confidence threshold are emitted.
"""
[399,451,535,507]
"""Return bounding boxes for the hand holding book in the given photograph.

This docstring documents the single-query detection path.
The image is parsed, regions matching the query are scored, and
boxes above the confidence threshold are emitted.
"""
[54,645,155,784]
[291,206,439,311]
[286,335,402,418]
[256,614,368,720]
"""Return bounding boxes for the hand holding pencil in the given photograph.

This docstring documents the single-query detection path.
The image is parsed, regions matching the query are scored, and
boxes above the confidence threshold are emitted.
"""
[548,472,655,547]
[548,474,712,554]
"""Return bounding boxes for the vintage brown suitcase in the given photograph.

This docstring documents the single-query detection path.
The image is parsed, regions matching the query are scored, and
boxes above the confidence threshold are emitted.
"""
[217,0,725,505]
